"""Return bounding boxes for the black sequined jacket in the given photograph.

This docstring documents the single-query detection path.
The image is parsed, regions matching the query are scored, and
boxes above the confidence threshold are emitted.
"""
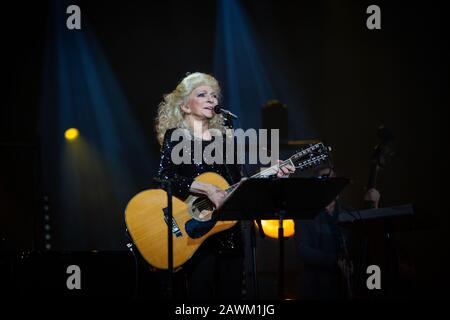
[157,127,244,255]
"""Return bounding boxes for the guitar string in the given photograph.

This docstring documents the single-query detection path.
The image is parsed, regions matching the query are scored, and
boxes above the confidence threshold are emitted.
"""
[193,158,294,212]
[193,145,325,212]
[194,153,326,212]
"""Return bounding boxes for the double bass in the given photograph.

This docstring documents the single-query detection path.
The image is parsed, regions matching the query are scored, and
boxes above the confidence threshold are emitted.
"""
[343,125,394,298]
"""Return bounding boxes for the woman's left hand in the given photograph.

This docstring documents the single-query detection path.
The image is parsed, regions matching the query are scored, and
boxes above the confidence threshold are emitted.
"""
[277,160,295,178]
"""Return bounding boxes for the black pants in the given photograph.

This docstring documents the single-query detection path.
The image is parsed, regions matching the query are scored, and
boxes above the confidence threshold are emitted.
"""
[141,227,244,301]
[183,238,244,300]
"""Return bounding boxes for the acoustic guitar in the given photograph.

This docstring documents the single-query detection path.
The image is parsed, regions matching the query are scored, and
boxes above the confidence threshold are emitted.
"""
[125,143,330,269]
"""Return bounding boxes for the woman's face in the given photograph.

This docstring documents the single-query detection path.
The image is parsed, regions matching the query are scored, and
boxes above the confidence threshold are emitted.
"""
[182,85,218,120]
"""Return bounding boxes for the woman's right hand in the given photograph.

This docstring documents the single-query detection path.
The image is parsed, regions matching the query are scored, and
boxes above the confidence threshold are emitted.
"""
[189,180,228,209]
[206,184,228,209]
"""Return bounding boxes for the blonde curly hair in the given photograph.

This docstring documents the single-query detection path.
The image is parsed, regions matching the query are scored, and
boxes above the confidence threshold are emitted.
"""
[155,72,226,145]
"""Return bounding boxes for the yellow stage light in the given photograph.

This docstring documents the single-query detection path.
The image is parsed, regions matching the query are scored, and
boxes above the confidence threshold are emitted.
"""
[257,219,295,239]
[64,128,79,141]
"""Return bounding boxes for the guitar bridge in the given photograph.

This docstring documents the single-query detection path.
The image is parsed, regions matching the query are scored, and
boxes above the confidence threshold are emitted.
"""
[163,207,182,237]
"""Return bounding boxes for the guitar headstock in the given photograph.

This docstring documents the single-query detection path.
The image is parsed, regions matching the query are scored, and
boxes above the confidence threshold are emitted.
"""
[289,142,332,171]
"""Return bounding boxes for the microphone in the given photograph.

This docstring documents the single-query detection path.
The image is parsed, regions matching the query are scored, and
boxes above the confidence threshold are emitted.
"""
[214,105,238,119]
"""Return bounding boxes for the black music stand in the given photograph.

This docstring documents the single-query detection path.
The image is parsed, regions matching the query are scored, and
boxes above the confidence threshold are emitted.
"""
[215,176,350,299]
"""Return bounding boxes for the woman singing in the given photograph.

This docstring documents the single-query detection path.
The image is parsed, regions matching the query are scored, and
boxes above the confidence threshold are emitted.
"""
[155,72,293,299]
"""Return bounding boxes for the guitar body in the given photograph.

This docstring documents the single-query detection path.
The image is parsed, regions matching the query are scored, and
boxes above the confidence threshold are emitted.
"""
[125,172,237,270]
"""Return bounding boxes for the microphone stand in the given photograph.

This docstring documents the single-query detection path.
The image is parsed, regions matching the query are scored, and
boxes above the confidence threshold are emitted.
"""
[154,177,174,300]
[221,112,259,299]
[166,179,174,299]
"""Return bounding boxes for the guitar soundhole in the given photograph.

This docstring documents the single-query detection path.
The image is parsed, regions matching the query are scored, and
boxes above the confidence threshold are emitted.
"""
[192,197,214,221]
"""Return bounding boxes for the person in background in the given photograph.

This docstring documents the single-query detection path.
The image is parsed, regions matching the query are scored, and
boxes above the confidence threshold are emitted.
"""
[294,165,380,299]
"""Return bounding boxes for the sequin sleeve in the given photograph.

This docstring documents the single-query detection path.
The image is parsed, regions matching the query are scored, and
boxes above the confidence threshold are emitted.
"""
[157,128,194,199]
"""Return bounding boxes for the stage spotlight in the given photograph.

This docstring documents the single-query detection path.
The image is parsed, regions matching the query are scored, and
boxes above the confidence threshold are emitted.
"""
[64,128,79,141]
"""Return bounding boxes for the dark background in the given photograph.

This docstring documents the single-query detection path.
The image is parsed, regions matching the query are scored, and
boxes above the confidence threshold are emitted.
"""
[1,0,448,299]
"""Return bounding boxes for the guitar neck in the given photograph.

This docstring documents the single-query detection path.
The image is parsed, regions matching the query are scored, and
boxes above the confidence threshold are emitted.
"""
[224,143,328,194]
[224,160,293,194]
